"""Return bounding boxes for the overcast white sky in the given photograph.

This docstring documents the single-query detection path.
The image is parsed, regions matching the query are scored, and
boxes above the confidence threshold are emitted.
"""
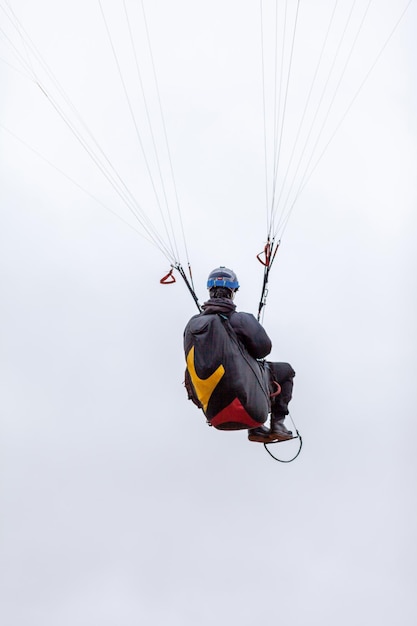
[1,2,417,625]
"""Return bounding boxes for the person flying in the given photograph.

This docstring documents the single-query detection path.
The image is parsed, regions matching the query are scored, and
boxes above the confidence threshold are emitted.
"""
[184,266,295,443]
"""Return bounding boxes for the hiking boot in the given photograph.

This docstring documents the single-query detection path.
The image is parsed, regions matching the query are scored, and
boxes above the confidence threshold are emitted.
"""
[248,425,271,443]
[269,417,293,441]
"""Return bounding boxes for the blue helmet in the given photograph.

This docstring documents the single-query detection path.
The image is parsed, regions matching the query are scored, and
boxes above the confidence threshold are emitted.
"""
[207,266,240,291]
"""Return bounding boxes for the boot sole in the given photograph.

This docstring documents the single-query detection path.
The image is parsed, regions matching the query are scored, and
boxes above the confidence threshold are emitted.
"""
[248,434,271,443]
[268,433,294,442]
[248,432,294,443]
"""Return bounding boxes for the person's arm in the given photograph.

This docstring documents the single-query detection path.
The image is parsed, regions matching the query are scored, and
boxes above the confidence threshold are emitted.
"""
[230,312,272,359]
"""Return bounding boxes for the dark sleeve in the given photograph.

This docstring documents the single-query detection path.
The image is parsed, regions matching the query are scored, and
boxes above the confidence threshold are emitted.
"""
[229,312,272,359]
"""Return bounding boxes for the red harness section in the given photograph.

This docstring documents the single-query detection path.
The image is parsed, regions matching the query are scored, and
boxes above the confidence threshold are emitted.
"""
[209,397,263,430]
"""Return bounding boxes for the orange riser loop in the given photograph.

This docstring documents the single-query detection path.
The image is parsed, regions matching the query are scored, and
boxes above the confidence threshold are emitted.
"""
[270,381,281,398]
[160,269,176,284]
[256,242,271,267]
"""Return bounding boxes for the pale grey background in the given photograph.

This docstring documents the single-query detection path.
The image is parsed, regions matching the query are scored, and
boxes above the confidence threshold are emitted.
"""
[1,2,416,625]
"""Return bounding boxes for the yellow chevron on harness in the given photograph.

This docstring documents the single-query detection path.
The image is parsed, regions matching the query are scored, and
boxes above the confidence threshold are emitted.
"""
[186,346,225,412]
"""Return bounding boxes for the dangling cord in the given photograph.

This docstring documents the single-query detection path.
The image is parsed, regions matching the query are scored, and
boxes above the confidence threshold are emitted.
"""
[263,413,303,463]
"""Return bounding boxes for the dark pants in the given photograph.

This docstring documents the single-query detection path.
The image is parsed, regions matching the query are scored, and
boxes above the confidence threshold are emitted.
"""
[266,362,295,417]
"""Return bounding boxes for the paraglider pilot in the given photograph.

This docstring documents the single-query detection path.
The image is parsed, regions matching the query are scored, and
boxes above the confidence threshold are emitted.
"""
[185,266,295,443]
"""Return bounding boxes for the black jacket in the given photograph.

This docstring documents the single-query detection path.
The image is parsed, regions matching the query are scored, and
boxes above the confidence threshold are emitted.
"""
[183,297,271,429]
[201,298,272,360]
